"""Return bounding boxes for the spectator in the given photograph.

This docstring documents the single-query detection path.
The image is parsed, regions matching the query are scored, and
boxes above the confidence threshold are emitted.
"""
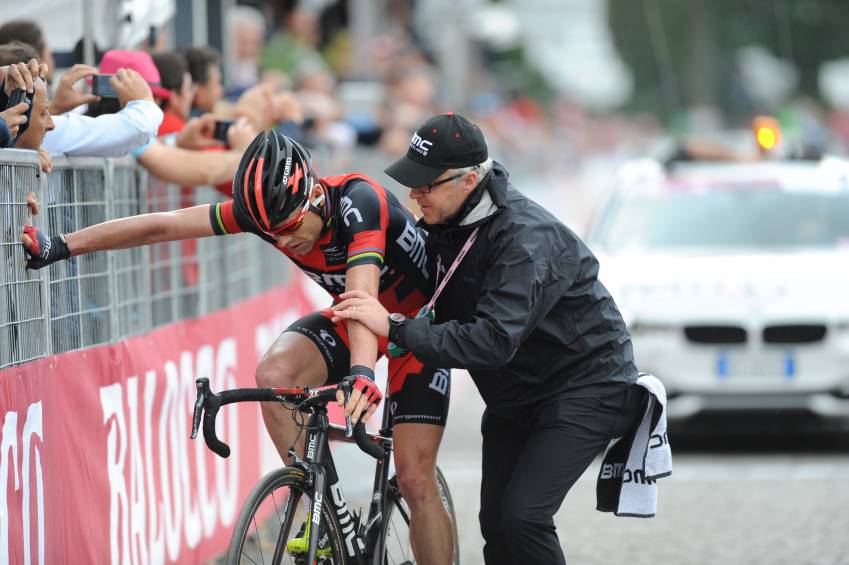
[180,46,223,115]
[152,51,194,135]
[0,50,53,171]
[45,49,164,158]
[0,20,54,83]
[0,62,36,146]
[132,116,257,189]
[12,76,54,171]
[226,5,266,98]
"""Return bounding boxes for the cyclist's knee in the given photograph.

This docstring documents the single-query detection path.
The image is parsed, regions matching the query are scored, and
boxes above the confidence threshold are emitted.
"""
[395,462,436,505]
[255,355,296,388]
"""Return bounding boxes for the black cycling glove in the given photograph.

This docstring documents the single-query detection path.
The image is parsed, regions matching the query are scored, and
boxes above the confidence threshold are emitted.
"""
[22,225,70,269]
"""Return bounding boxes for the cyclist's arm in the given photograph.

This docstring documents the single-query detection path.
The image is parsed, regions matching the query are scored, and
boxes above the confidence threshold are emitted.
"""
[345,263,381,371]
[64,204,215,255]
[341,181,389,374]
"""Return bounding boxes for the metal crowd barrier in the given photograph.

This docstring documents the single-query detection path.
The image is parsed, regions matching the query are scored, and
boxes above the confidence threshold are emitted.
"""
[0,148,291,369]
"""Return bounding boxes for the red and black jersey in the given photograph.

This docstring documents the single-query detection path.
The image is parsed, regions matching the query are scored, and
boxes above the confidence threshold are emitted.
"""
[209,173,431,315]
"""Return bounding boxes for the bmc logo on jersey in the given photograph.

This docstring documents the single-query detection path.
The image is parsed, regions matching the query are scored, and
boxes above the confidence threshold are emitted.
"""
[410,133,433,156]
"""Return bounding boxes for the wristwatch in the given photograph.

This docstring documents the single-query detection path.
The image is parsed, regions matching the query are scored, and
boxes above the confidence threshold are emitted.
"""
[388,313,407,346]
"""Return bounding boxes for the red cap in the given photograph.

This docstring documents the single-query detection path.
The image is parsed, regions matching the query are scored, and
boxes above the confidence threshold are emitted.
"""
[98,50,171,100]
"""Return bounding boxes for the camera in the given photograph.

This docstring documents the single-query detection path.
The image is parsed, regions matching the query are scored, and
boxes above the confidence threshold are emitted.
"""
[91,74,119,99]
[212,120,234,143]
[5,88,33,140]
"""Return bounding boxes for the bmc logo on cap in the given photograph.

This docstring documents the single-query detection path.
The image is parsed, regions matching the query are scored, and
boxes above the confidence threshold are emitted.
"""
[410,132,433,156]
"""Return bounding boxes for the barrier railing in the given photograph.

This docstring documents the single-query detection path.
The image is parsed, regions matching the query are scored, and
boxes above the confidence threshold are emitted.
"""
[0,148,291,369]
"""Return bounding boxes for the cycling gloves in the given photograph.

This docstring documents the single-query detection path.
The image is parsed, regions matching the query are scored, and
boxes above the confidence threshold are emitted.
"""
[22,225,70,270]
[346,365,383,407]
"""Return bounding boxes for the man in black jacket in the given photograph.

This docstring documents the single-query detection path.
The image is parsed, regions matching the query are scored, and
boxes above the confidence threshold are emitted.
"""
[332,113,641,564]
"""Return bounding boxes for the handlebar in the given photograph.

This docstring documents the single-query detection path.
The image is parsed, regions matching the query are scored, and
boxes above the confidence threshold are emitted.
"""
[191,378,385,460]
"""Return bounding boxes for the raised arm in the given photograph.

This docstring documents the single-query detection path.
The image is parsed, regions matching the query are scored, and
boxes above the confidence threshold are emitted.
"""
[21,202,215,269]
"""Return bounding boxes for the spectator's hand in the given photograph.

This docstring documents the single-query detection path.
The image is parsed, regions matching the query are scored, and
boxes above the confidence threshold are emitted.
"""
[113,68,154,107]
[331,290,391,336]
[0,102,29,138]
[49,64,100,115]
[176,114,224,150]
[226,118,257,152]
[2,61,36,96]
[232,84,274,130]
[37,149,52,173]
[26,191,40,216]
[271,91,303,124]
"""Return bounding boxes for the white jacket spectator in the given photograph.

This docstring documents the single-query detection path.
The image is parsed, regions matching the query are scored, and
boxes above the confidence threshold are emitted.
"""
[42,99,163,157]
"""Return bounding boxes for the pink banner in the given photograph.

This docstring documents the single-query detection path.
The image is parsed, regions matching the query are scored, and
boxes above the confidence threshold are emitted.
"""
[0,274,319,564]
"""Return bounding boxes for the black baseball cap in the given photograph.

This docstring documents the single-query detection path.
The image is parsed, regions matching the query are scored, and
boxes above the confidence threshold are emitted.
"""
[385,113,488,187]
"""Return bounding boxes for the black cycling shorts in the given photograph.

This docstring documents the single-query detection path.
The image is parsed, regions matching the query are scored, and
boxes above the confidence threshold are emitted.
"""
[286,310,450,427]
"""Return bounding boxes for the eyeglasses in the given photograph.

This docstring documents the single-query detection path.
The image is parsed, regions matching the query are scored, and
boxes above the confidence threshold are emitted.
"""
[418,172,467,194]
[267,190,325,236]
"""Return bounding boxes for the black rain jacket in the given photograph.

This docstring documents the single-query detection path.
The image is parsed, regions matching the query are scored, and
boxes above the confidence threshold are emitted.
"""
[404,162,638,418]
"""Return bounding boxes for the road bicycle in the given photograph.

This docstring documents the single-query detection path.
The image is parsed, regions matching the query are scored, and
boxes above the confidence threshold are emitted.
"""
[192,377,460,564]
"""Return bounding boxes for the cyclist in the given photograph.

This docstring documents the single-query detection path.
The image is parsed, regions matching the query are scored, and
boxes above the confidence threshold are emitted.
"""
[332,113,644,565]
[21,131,454,565]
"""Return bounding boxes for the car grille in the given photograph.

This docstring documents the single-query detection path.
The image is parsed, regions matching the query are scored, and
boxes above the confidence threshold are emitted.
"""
[762,324,827,344]
[684,325,747,344]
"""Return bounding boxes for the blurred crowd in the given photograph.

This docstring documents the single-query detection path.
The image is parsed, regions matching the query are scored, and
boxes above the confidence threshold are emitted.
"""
[2,3,849,197]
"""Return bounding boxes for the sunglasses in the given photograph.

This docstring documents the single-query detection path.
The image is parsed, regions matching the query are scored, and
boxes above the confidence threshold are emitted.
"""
[418,172,467,194]
[267,190,325,236]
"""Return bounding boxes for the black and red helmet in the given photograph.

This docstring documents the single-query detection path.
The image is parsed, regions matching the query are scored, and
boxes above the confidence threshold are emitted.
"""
[232,131,315,231]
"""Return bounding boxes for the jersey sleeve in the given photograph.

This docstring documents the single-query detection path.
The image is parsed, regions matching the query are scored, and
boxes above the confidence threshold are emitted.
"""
[341,181,389,268]
[209,200,260,236]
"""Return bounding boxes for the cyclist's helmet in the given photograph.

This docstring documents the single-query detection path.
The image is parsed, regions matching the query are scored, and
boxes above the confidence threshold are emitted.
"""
[232,131,315,232]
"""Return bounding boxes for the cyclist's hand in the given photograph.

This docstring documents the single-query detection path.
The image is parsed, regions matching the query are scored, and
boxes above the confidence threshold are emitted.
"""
[21,225,70,270]
[337,373,382,425]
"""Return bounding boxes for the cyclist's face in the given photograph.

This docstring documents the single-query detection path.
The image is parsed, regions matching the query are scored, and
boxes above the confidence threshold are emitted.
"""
[409,169,477,225]
[272,185,324,255]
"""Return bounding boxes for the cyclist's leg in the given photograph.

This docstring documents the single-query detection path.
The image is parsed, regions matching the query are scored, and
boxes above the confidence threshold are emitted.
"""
[389,354,453,564]
[255,310,351,463]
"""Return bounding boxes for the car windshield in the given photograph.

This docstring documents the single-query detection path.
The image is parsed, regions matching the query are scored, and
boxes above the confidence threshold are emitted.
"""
[595,187,849,251]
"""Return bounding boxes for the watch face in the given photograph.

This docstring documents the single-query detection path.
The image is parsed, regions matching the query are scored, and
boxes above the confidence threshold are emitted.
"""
[389,313,406,323]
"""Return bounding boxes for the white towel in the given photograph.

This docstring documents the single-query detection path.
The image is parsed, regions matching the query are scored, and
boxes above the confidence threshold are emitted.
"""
[596,373,672,517]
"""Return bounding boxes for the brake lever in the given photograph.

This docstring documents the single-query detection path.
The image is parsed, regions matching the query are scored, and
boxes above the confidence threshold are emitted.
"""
[342,379,353,438]
[191,378,209,439]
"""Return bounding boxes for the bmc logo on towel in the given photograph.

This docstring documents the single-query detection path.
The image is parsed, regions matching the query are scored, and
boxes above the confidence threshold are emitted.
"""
[410,133,433,156]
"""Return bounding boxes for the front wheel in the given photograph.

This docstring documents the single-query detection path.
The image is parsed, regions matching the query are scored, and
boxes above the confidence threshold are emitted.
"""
[381,466,460,564]
[228,467,348,564]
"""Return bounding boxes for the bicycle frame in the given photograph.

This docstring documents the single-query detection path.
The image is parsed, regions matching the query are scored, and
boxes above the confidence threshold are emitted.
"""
[191,377,398,564]
[295,402,396,564]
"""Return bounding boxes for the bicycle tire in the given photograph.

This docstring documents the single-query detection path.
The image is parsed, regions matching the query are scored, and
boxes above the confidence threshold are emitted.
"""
[228,467,348,564]
[381,466,460,564]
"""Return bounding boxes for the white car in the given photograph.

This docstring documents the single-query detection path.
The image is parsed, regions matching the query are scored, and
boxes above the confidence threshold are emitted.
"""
[586,157,849,422]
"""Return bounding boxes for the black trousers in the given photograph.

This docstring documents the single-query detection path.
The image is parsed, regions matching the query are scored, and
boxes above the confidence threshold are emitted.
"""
[479,386,643,565]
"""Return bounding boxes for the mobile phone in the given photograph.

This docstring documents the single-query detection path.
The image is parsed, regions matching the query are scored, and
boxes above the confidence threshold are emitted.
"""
[213,120,234,143]
[6,88,33,140]
[92,74,119,99]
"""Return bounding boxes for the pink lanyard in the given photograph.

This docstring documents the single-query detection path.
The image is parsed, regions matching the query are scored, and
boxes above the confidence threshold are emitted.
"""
[423,227,480,315]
